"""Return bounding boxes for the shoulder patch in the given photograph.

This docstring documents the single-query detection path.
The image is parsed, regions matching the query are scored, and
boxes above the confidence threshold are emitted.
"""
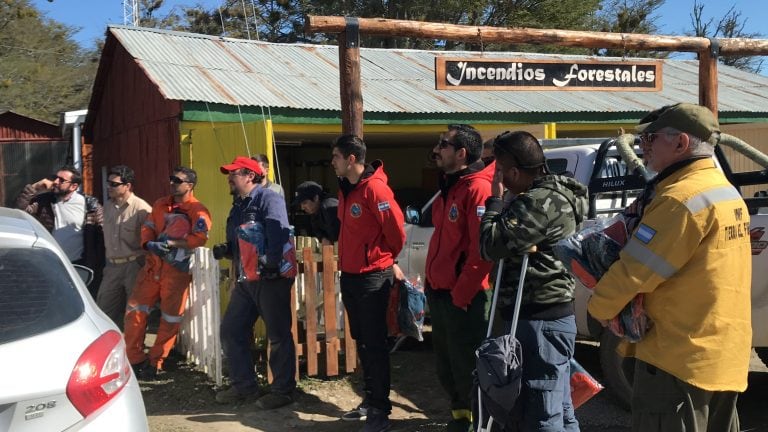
[194,216,209,232]
[377,201,391,212]
[476,205,486,217]
[635,223,656,244]
[448,204,459,222]
[350,203,362,218]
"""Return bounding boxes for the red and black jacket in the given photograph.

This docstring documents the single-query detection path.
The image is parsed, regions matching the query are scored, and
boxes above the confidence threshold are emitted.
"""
[426,159,495,308]
[337,160,405,274]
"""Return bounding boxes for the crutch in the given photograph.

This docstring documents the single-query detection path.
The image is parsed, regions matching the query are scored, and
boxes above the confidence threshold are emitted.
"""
[477,253,530,432]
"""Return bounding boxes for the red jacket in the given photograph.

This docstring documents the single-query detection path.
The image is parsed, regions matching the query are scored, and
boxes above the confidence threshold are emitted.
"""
[337,161,405,274]
[426,160,494,308]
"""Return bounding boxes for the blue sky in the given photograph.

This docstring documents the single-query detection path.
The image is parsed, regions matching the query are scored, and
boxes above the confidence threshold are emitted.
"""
[31,0,768,66]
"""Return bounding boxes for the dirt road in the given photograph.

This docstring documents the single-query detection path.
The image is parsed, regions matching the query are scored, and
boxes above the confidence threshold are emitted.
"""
[144,337,768,432]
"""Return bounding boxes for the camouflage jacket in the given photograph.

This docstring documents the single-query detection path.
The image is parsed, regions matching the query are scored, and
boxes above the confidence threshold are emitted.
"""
[479,174,588,320]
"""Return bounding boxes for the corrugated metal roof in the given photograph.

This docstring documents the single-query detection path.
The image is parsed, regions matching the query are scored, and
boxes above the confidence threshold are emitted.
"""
[109,25,768,115]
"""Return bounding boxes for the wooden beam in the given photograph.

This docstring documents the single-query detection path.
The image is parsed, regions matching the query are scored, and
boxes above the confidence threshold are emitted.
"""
[308,16,710,52]
[719,38,768,56]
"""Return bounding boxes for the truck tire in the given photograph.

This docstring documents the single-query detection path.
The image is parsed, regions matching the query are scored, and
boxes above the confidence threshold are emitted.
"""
[757,347,768,367]
[599,331,634,410]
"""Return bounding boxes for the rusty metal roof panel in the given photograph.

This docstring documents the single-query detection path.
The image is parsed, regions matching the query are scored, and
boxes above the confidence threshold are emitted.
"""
[108,25,768,115]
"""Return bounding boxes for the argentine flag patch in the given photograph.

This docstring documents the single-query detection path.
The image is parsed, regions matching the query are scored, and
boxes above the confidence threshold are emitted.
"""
[635,224,656,244]
[476,206,486,217]
[377,201,391,212]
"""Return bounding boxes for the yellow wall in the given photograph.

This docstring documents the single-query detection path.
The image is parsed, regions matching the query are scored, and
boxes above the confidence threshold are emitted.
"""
[179,120,274,246]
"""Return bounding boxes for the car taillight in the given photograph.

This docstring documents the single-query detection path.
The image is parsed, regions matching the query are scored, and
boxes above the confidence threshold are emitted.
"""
[66,330,131,417]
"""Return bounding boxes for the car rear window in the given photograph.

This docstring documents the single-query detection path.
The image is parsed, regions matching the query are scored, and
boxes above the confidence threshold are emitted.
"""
[0,247,84,345]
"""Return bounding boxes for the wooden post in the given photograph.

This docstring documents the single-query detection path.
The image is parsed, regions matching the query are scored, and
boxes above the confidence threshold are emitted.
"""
[338,17,363,138]
[322,245,339,376]
[344,309,357,373]
[303,248,319,376]
[291,279,300,381]
[698,44,719,117]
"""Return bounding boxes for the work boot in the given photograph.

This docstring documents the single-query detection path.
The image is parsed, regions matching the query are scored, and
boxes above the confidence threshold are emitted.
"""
[447,418,472,432]
[215,386,261,404]
[255,392,293,410]
[360,407,390,432]
[136,364,158,381]
[130,360,148,377]
[342,403,369,421]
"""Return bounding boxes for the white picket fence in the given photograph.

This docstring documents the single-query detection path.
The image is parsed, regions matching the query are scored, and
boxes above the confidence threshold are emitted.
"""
[178,247,223,386]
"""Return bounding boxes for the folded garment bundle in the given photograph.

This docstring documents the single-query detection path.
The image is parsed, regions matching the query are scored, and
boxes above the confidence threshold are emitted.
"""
[553,215,651,342]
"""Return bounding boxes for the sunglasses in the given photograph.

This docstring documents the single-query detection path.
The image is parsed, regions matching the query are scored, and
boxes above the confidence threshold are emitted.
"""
[169,176,190,184]
[54,175,72,184]
[107,180,126,188]
[639,132,678,144]
[437,139,464,150]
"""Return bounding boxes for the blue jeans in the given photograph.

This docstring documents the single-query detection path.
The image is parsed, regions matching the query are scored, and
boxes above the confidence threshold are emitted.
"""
[504,315,579,432]
[220,278,296,394]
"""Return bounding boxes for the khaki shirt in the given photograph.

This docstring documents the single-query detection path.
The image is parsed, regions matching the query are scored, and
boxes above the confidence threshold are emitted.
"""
[103,193,152,259]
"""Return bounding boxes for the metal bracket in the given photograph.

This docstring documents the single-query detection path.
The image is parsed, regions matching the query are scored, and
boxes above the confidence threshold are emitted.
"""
[344,16,359,48]
[707,37,721,58]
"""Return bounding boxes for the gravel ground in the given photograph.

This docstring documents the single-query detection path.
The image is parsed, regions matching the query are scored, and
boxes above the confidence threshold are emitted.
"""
[142,335,768,431]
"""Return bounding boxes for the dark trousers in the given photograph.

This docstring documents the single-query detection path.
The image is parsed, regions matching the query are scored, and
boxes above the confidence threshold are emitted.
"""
[427,288,491,413]
[505,315,579,432]
[340,268,393,413]
[632,359,740,432]
[220,278,296,395]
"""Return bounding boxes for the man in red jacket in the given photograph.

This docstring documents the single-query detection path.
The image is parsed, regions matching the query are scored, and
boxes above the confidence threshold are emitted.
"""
[331,135,405,432]
[426,124,494,432]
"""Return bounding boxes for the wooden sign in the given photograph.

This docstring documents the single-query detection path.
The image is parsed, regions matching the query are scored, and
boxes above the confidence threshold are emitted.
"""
[435,57,662,91]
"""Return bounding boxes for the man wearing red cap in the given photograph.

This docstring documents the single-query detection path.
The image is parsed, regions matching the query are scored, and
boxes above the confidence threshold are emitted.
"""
[213,156,297,409]
[126,166,212,380]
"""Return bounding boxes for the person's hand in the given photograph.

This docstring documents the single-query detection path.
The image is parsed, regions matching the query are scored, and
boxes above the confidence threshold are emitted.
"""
[260,265,280,280]
[146,240,170,256]
[212,243,228,260]
[34,178,54,192]
[393,263,405,281]
[492,165,505,198]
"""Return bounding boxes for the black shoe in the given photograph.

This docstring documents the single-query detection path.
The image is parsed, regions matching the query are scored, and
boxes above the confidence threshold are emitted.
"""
[255,392,293,410]
[342,403,368,421]
[360,407,390,432]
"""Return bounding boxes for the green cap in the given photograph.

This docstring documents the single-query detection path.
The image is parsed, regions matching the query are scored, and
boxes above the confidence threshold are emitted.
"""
[636,103,720,143]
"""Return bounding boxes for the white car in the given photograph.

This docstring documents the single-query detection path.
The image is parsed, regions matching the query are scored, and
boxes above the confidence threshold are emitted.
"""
[0,208,148,431]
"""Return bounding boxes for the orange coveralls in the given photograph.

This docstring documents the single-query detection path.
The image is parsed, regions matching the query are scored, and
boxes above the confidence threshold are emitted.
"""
[124,194,211,369]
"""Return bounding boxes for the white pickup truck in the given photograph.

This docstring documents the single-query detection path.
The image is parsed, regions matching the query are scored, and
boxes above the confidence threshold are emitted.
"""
[397,135,768,409]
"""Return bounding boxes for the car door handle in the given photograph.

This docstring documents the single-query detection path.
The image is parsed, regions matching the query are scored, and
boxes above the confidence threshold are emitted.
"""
[412,242,425,248]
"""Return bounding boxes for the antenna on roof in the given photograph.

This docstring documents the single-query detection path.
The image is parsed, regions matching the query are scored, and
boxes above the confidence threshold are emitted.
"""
[123,0,139,26]
[240,0,251,40]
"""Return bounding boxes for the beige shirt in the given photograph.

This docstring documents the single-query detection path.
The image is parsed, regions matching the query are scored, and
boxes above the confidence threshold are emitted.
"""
[103,193,152,259]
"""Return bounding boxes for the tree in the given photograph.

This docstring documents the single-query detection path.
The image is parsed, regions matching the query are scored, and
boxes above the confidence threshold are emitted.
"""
[0,0,98,123]
[593,0,666,58]
[688,0,764,73]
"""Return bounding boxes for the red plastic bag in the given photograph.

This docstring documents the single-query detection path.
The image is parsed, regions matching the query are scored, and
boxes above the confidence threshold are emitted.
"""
[386,281,400,337]
[570,358,604,409]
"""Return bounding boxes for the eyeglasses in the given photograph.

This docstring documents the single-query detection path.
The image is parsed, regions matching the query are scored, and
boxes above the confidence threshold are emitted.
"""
[54,176,72,184]
[169,176,190,184]
[107,181,126,188]
[640,132,679,144]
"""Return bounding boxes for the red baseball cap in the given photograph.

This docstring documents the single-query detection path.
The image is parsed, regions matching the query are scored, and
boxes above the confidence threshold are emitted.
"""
[219,156,264,175]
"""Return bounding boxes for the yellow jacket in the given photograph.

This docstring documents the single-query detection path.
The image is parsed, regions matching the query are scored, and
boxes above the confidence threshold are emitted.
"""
[588,158,752,391]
